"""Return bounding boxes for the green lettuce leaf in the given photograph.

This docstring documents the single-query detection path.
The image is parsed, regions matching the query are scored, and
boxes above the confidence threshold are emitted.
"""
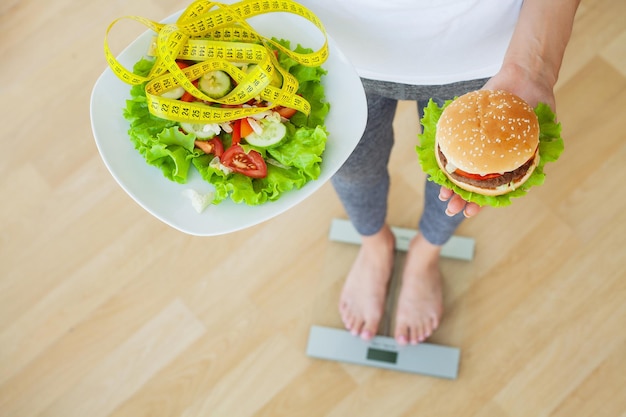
[416,98,564,207]
[266,124,327,180]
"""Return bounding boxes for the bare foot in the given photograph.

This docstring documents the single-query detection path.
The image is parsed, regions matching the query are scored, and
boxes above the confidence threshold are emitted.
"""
[394,233,444,345]
[339,225,395,340]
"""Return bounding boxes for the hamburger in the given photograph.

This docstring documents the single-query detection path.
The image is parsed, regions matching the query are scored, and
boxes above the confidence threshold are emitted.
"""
[434,89,540,196]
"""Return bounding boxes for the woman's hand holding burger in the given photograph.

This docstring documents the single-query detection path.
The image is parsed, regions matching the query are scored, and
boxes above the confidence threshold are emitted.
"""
[437,0,580,218]
[438,67,554,218]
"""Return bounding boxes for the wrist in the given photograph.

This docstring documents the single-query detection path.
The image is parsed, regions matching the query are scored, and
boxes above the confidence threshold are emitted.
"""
[487,62,556,111]
[505,57,557,91]
[502,43,561,92]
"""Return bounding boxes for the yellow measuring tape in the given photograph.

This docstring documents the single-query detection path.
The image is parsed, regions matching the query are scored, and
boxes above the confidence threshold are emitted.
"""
[104,0,329,123]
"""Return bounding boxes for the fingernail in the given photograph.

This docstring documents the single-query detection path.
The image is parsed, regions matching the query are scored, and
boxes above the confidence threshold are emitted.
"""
[445,209,454,217]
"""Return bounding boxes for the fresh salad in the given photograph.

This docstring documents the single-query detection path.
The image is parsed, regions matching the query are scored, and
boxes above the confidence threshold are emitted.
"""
[123,39,330,206]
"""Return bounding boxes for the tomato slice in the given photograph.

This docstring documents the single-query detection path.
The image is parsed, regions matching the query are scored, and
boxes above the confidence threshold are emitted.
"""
[180,91,195,102]
[194,138,224,157]
[221,145,267,178]
[454,168,502,181]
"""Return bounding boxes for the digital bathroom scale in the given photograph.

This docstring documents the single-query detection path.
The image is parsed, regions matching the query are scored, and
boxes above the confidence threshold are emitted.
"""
[306,219,475,379]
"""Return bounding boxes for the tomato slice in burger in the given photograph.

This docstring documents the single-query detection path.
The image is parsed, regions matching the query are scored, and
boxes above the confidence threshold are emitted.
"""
[221,145,267,178]
[454,168,502,181]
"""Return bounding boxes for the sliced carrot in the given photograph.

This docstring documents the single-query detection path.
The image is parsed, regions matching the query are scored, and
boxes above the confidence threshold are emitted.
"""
[240,117,254,138]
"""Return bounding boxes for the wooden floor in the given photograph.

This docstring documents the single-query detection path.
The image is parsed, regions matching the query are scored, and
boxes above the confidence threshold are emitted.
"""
[1,1,625,416]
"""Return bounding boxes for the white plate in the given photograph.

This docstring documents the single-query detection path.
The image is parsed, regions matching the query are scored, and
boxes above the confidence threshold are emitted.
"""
[90,5,366,236]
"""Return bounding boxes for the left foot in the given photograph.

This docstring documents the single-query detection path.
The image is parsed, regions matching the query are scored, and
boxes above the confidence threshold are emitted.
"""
[394,233,444,345]
[338,225,395,340]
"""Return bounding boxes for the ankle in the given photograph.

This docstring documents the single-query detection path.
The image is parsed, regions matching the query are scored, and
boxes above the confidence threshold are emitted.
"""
[407,234,442,270]
[413,231,440,250]
[361,224,395,251]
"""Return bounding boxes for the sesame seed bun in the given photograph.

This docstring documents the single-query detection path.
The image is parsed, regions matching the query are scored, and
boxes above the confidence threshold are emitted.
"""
[434,90,540,196]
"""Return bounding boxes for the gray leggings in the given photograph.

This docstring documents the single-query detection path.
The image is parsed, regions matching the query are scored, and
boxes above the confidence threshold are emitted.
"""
[331,77,489,245]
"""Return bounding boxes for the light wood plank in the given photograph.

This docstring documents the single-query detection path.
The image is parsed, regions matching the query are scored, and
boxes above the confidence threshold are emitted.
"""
[41,299,205,417]
[179,335,310,417]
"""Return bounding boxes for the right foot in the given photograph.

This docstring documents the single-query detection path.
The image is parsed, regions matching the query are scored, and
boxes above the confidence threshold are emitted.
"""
[394,233,444,345]
[339,225,395,340]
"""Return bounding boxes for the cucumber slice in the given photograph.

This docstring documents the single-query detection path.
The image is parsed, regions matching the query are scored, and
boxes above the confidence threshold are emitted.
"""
[198,70,232,99]
[160,86,185,99]
[244,119,287,148]
[180,122,221,139]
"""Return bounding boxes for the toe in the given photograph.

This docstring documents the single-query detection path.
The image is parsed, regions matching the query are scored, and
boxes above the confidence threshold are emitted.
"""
[423,315,439,340]
[431,315,440,331]
[419,316,438,342]
[341,309,355,332]
[338,300,348,315]
[394,322,409,346]
[350,318,364,337]
[361,314,381,341]
[410,323,423,345]
[342,317,351,331]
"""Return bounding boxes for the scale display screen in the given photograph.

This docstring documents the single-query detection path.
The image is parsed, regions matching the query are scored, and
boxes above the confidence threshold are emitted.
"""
[366,348,398,364]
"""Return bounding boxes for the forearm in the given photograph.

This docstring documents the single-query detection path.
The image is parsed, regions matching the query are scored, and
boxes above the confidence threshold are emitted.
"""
[502,0,581,89]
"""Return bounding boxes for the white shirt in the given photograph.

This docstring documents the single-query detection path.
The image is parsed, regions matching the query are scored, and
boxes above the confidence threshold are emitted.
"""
[297,0,523,85]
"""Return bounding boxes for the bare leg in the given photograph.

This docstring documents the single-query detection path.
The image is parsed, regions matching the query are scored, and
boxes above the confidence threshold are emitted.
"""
[394,233,444,345]
[339,224,395,340]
